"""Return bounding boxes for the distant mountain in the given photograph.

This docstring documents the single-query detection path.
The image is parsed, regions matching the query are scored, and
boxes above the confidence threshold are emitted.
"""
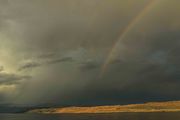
[28,101,180,114]
[0,104,52,113]
[0,105,30,113]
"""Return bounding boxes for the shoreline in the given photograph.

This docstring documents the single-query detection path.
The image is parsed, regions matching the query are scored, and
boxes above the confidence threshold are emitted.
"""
[28,101,180,114]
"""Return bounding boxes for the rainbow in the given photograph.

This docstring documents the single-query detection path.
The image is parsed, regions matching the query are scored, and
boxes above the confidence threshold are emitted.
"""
[99,0,160,78]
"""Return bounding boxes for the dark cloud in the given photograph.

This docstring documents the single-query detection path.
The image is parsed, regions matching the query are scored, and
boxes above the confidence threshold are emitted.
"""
[47,56,74,65]
[0,72,31,85]
[79,60,99,71]
[18,57,74,71]
[18,55,76,71]
[18,62,41,71]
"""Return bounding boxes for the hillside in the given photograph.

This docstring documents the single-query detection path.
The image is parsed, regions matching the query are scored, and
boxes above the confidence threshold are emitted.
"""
[28,101,180,114]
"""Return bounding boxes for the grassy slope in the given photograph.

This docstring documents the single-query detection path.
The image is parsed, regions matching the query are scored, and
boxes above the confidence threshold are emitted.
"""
[28,101,180,114]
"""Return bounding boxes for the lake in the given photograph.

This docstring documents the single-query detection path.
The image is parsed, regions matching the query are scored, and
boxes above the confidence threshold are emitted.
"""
[0,113,180,120]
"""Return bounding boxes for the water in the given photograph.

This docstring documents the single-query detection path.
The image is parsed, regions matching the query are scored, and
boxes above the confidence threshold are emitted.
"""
[0,113,180,120]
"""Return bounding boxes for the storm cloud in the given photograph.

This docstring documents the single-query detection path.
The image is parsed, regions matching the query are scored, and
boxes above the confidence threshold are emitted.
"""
[0,72,30,85]
[0,0,180,106]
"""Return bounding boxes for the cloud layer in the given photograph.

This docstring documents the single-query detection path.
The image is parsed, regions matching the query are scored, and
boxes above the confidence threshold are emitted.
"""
[0,0,180,106]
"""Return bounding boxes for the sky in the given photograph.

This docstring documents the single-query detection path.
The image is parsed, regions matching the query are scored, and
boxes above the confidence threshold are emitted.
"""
[0,0,180,106]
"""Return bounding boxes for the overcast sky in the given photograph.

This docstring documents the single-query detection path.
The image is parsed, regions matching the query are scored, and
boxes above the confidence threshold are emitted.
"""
[0,0,180,106]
